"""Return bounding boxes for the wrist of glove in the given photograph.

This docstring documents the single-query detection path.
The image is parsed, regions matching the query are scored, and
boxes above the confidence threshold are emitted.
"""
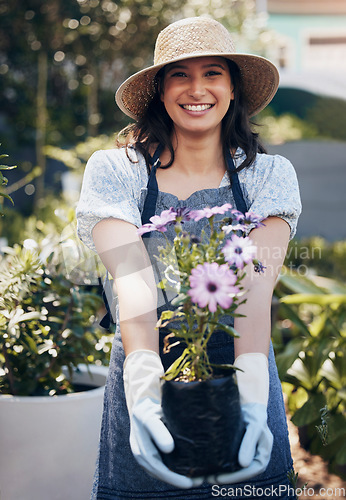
[208,352,273,485]
[123,349,203,488]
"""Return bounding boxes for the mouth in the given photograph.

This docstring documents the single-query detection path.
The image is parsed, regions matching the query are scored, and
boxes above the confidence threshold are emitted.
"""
[180,104,214,112]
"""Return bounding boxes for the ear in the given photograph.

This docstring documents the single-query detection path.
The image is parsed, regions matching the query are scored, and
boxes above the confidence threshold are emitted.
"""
[155,76,164,102]
[230,86,234,101]
[159,85,164,102]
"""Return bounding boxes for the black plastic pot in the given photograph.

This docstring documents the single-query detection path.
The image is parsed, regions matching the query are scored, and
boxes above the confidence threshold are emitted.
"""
[161,371,246,477]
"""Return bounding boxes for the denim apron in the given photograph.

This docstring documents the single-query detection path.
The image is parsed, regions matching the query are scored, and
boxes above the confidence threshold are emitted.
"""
[92,147,295,500]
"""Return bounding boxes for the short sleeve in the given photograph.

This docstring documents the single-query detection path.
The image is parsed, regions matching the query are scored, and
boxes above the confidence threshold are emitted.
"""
[76,149,144,252]
[243,154,302,240]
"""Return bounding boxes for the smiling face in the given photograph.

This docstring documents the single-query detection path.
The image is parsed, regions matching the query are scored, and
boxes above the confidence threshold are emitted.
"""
[160,56,234,138]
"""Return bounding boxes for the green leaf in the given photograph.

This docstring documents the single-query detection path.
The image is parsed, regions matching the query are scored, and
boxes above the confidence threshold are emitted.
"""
[320,358,345,389]
[278,303,311,336]
[0,191,14,205]
[281,294,346,306]
[157,278,167,290]
[337,388,346,401]
[310,276,346,294]
[9,310,42,328]
[291,393,326,426]
[324,413,346,444]
[208,321,240,338]
[0,164,16,171]
[47,316,63,323]
[210,363,237,371]
[163,348,190,381]
[279,273,326,294]
[335,441,346,465]
[22,332,39,354]
[276,338,305,378]
[159,310,180,322]
[309,311,328,337]
[37,342,53,355]
[284,357,318,390]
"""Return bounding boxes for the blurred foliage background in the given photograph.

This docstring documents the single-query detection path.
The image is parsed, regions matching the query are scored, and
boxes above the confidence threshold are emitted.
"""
[1,0,346,218]
[1,0,345,297]
[0,0,277,213]
[0,0,345,473]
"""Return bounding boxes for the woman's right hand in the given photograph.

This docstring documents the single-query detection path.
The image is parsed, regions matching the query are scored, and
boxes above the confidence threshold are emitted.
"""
[123,349,204,488]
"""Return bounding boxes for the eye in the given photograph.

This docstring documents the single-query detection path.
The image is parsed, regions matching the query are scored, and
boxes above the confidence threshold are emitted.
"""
[170,71,187,78]
[205,70,222,77]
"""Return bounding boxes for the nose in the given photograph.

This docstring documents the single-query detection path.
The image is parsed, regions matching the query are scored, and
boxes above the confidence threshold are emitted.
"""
[187,76,206,99]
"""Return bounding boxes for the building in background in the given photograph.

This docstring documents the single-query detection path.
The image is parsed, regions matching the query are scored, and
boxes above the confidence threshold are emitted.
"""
[261,0,346,100]
[255,1,346,242]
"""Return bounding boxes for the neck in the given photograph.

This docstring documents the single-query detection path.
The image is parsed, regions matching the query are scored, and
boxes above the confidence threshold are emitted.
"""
[169,128,225,176]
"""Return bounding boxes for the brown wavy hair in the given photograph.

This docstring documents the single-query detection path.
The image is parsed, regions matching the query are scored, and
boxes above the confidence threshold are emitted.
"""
[119,60,266,173]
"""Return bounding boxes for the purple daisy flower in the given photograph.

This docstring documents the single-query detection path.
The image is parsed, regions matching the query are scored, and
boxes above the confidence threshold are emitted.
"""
[189,203,234,222]
[239,211,265,227]
[188,262,239,313]
[229,209,244,222]
[137,208,177,235]
[175,207,192,221]
[137,223,156,236]
[222,234,257,269]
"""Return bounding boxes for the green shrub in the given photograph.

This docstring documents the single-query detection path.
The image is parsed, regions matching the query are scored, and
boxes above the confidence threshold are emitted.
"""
[0,244,113,396]
[267,88,346,142]
[274,271,346,479]
[284,237,346,282]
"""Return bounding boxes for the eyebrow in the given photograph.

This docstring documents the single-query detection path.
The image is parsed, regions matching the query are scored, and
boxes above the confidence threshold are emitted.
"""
[166,62,226,72]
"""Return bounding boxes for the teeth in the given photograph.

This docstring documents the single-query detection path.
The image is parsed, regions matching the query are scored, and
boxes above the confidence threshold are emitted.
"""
[182,104,212,111]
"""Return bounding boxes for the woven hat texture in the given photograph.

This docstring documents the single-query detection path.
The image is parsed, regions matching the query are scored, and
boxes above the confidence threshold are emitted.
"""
[116,17,279,119]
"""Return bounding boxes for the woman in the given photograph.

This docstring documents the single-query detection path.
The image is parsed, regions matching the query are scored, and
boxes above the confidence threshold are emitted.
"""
[77,17,302,500]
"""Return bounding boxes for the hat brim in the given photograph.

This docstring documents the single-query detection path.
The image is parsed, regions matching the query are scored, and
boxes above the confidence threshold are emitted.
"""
[115,52,279,120]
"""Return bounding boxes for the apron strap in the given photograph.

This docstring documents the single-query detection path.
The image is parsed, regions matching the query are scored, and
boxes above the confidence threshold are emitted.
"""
[226,149,248,214]
[141,143,164,230]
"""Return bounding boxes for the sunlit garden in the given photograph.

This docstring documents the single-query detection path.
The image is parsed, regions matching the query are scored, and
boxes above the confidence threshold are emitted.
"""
[0,1,345,498]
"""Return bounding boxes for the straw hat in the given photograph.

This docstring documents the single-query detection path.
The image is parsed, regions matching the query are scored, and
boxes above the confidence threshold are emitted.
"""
[115,17,279,119]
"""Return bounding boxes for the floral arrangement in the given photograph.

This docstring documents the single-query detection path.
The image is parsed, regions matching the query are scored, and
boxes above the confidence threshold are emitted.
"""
[138,204,264,382]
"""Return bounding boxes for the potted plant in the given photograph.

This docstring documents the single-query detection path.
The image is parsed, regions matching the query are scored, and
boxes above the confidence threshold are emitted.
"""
[138,204,264,477]
[0,243,112,500]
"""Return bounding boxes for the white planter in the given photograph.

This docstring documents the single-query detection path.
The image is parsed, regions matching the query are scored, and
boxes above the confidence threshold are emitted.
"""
[0,364,108,500]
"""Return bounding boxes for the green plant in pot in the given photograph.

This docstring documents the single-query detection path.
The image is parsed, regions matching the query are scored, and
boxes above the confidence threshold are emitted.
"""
[137,204,264,477]
[0,243,112,396]
[0,239,115,500]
